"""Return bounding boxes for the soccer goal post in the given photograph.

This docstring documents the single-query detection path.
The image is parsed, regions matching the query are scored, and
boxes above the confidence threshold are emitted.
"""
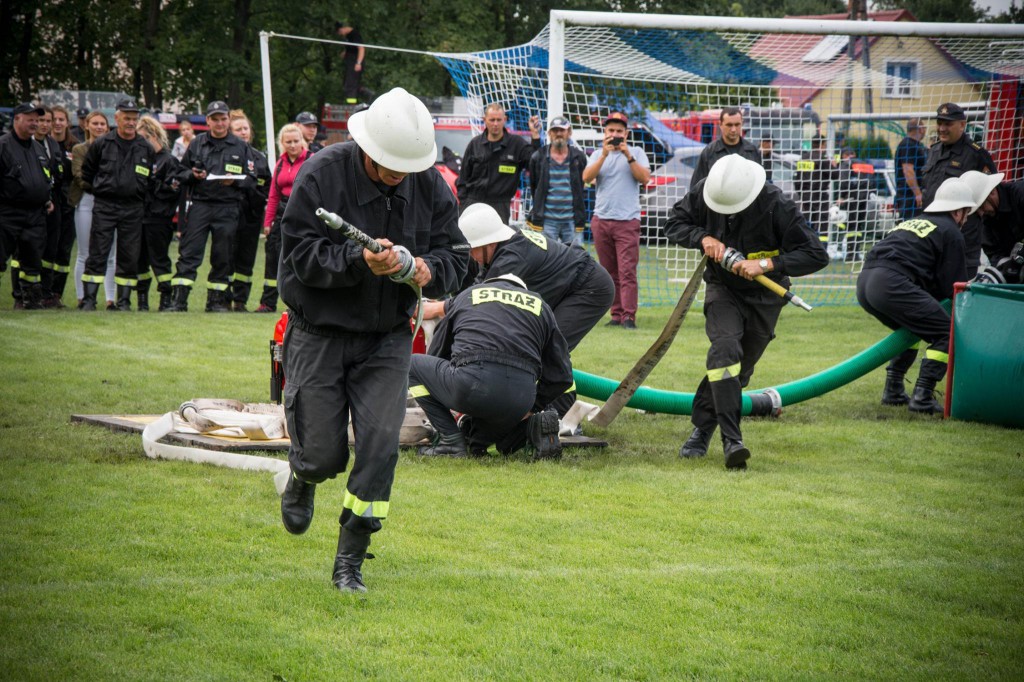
[438,11,1024,306]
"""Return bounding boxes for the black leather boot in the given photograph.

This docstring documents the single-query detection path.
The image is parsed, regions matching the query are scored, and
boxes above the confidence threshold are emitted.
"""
[528,410,561,460]
[116,284,133,311]
[417,431,467,457]
[908,381,942,415]
[79,281,99,311]
[137,280,150,311]
[332,528,371,593]
[881,370,909,406]
[679,425,716,458]
[205,289,229,313]
[723,438,751,470]
[170,285,190,312]
[280,472,316,535]
[22,283,44,310]
[157,286,173,312]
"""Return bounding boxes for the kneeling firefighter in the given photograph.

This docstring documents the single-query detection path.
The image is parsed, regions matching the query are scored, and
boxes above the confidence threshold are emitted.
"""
[409,273,573,459]
[857,177,976,414]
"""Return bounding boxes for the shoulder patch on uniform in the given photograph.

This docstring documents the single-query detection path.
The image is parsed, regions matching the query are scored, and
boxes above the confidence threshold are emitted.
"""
[470,286,543,315]
[893,219,937,239]
[519,229,548,250]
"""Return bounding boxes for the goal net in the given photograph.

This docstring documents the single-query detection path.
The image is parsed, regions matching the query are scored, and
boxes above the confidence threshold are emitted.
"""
[435,11,1024,306]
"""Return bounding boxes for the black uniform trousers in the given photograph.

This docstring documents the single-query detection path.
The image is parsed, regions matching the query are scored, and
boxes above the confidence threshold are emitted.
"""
[0,205,46,296]
[40,199,63,293]
[49,195,76,297]
[260,219,282,309]
[84,199,143,285]
[409,355,537,452]
[283,323,411,536]
[231,212,262,305]
[856,266,950,383]
[144,213,176,292]
[691,284,781,442]
[546,263,615,416]
[173,201,238,290]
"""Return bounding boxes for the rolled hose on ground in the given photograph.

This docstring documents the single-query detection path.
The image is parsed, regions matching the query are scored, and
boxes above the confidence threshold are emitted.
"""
[574,301,950,416]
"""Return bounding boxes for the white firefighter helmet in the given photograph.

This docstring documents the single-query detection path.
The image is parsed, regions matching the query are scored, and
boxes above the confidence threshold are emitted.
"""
[702,155,767,215]
[347,87,437,173]
[924,177,977,214]
[458,203,517,248]
[959,170,1004,216]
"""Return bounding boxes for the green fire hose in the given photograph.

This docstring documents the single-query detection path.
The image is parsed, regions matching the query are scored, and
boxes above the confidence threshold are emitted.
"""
[574,301,950,416]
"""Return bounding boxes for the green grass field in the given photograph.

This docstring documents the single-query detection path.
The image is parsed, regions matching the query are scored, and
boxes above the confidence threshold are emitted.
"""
[1,243,1021,680]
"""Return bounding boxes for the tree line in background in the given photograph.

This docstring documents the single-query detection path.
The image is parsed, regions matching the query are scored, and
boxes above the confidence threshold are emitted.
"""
[3,0,1020,143]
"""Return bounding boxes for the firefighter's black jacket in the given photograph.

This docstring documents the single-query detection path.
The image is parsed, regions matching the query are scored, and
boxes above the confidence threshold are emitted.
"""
[80,131,153,203]
[242,144,272,222]
[690,137,762,189]
[146,148,184,219]
[456,129,539,207]
[862,212,967,301]
[429,278,573,410]
[280,141,469,333]
[664,181,829,303]
[0,132,52,208]
[921,135,996,204]
[480,230,597,308]
[175,132,254,203]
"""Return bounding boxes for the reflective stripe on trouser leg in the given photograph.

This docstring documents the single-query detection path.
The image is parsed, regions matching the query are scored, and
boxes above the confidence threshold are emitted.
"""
[283,325,412,535]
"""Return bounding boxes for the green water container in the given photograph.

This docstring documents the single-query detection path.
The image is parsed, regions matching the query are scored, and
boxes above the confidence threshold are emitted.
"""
[950,283,1024,428]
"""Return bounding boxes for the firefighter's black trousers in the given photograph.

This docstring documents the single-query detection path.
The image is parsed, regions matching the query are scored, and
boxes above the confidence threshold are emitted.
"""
[283,322,411,535]
[857,265,950,383]
[691,283,781,442]
[409,355,537,451]
[173,201,238,289]
[84,199,142,285]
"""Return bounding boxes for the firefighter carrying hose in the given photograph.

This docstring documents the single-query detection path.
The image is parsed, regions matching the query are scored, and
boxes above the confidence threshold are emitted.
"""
[663,156,828,469]
[276,87,468,594]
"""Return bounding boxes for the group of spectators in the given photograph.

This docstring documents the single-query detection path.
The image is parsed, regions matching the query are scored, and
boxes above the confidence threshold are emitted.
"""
[0,99,329,312]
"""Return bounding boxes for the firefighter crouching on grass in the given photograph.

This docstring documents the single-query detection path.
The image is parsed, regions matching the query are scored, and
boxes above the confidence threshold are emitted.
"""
[450,203,613,420]
[856,177,976,415]
[409,273,572,459]
[277,87,469,594]
[663,156,828,469]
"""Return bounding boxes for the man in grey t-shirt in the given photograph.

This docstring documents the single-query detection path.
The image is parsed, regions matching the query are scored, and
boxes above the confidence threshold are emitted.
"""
[582,111,651,328]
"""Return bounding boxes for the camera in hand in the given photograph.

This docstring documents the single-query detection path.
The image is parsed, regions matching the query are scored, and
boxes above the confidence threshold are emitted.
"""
[609,136,625,147]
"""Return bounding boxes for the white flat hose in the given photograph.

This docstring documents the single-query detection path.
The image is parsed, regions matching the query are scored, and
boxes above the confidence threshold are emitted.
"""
[141,409,291,495]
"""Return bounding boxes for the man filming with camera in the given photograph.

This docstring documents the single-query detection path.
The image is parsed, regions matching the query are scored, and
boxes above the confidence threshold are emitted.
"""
[583,111,651,329]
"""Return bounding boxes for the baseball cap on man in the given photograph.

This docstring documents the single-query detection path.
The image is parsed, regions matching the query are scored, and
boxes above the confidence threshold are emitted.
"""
[547,116,570,130]
[603,111,628,127]
[935,103,966,122]
[206,101,230,116]
[115,98,139,112]
[295,111,318,125]
[13,102,45,116]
